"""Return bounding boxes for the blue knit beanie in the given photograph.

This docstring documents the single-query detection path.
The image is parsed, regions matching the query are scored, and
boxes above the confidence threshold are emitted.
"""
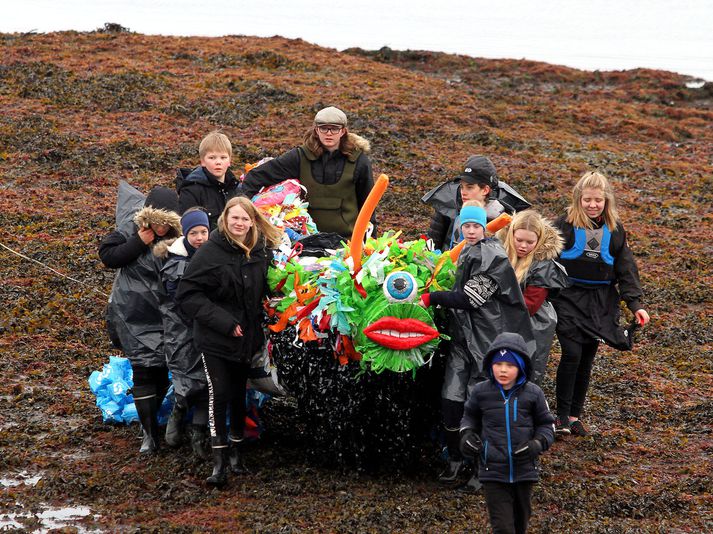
[491,349,525,371]
[459,205,487,230]
[181,209,210,235]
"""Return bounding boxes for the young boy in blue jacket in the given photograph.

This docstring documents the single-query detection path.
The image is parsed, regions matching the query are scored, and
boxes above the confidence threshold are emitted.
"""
[460,332,555,534]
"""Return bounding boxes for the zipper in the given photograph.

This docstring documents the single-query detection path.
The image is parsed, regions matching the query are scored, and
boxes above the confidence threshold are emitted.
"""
[505,396,513,483]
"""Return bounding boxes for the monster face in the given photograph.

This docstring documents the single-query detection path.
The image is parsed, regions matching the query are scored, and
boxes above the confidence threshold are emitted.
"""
[267,231,454,374]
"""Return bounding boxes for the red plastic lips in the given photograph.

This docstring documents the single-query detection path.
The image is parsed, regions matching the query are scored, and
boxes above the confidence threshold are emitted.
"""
[363,317,439,350]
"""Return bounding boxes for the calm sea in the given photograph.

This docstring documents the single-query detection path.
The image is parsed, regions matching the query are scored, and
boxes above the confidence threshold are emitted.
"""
[2,0,711,81]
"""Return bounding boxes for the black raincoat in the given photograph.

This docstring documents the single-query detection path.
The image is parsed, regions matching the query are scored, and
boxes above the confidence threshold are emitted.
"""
[176,230,270,363]
[553,217,644,349]
[99,181,182,368]
[441,239,535,401]
[422,179,530,251]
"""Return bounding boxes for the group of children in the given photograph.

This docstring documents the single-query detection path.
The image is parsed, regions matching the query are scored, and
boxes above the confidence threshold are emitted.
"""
[100,115,649,531]
[420,156,649,532]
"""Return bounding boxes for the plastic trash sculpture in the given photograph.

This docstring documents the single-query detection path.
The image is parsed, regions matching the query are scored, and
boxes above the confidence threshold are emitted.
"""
[265,175,461,468]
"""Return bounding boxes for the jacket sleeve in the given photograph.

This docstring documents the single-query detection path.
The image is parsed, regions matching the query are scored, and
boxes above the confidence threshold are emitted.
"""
[613,224,644,313]
[427,211,450,252]
[428,274,497,310]
[241,148,301,199]
[531,387,556,451]
[98,229,148,268]
[523,286,549,315]
[461,390,482,433]
[176,255,239,336]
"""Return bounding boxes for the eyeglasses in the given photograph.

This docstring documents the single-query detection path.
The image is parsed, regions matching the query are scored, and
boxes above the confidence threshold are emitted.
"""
[316,125,343,135]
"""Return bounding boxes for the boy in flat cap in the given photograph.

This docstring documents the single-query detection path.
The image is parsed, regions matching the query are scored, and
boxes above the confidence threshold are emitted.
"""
[242,106,375,238]
[422,155,509,251]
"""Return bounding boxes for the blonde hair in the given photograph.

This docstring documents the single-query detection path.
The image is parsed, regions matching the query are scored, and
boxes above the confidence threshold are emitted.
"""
[199,131,232,159]
[567,171,619,230]
[499,210,547,283]
[217,197,283,257]
[462,199,485,208]
[302,127,360,159]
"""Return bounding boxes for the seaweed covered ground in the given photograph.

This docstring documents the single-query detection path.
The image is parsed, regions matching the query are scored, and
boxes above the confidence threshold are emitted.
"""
[1,27,711,532]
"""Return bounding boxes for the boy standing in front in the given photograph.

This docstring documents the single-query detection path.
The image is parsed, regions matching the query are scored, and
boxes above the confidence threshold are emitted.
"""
[420,202,534,491]
[177,131,241,230]
[460,332,555,534]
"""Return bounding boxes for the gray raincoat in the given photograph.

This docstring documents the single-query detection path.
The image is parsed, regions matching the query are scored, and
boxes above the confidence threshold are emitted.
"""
[513,220,570,385]
[155,237,207,399]
[443,238,535,402]
[103,181,182,368]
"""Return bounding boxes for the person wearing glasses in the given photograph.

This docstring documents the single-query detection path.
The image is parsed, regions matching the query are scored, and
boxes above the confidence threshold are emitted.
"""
[241,106,375,237]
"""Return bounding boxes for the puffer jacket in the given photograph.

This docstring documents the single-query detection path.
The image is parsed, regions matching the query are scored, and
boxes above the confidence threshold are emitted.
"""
[99,205,182,367]
[176,230,270,363]
[176,166,241,230]
[461,333,555,484]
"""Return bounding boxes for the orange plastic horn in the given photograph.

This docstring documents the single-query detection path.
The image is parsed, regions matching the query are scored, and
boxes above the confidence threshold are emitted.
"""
[349,174,389,273]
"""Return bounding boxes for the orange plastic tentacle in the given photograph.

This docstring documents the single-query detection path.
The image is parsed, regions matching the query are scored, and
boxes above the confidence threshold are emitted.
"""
[448,240,467,263]
[486,212,512,234]
[349,174,389,273]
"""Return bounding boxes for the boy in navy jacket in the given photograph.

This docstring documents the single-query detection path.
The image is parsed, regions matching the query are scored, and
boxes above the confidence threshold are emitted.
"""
[460,332,555,534]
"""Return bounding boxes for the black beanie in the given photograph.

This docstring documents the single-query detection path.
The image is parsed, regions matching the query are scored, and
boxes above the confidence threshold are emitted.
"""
[144,186,179,213]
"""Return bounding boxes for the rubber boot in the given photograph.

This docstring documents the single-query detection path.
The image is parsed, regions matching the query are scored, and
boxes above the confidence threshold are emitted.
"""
[458,458,482,494]
[206,439,228,488]
[190,424,211,461]
[438,428,465,484]
[134,387,159,455]
[165,400,187,448]
[458,473,483,493]
[228,435,249,475]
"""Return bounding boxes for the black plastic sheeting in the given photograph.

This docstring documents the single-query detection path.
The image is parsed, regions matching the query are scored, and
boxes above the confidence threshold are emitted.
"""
[270,327,448,471]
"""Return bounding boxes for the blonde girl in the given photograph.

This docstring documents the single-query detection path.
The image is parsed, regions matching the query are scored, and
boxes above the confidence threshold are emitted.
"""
[552,171,650,437]
[177,197,282,486]
[497,210,569,385]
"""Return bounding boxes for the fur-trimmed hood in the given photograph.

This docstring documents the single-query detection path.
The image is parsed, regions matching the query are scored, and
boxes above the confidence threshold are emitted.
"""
[133,206,182,256]
[496,215,564,261]
[348,132,371,155]
[152,234,189,260]
[533,217,564,261]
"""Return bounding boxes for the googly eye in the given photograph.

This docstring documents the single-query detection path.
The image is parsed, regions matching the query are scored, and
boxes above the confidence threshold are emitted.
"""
[383,271,418,303]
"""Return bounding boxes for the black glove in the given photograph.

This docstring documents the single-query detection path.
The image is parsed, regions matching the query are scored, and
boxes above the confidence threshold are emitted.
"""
[513,438,544,459]
[459,429,483,458]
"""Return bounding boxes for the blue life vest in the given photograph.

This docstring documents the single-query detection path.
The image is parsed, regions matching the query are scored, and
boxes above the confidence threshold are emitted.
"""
[559,226,615,285]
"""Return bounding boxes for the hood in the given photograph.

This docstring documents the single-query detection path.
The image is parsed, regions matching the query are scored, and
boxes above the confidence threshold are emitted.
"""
[176,166,238,191]
[533,218,564,261]
[496,215,564,262]
[348,133,371,155]
[153,235,189,259]
[483,332,533,383]
[134,206,182,253]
